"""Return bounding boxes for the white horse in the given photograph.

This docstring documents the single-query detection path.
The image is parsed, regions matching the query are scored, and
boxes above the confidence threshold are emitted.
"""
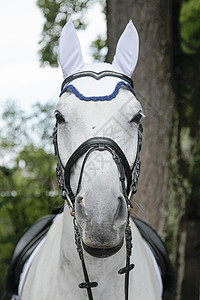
[14,19,168,300]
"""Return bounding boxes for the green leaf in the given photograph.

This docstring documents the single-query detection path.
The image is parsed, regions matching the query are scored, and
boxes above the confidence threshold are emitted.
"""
[180,0,200,53]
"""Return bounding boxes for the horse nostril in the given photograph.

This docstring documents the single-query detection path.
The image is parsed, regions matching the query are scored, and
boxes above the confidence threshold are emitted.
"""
[77,195,85,207]
[76,195,86,218]
[115,196,127,221]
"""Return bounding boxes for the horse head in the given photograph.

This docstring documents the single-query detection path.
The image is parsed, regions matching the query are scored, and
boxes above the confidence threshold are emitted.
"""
[54,19,144,258]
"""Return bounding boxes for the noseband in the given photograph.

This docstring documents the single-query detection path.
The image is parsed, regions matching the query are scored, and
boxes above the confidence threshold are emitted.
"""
[52,71,143,300]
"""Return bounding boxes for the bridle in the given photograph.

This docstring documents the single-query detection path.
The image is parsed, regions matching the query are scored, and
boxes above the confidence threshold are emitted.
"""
[52,70,143,300]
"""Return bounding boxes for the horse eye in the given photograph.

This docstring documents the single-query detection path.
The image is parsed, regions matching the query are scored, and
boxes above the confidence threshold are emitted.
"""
[55,111,65,124]
[129,113,142,124]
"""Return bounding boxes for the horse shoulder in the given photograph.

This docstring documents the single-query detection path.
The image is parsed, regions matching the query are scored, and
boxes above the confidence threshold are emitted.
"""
[21,214,64,299]
[130,220,162,299]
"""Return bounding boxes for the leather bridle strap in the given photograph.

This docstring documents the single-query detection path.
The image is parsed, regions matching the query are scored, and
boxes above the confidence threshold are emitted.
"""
[73,218,98,300]
[64,137,133,204]
[61,70,134,92]
[118,217,135,300]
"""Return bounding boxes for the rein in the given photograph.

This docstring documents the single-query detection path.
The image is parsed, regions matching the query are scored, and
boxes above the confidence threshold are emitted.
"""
[53,71,143,300]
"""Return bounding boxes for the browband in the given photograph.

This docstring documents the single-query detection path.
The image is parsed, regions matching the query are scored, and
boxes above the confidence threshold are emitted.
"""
[61,70,134,92]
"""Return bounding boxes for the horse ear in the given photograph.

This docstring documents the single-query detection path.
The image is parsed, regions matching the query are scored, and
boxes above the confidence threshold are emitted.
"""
[59,18,84,79]
[112,20,139,77]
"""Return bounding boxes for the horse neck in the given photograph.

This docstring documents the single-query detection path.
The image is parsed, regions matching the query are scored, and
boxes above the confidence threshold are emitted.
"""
[21,208,162,300]
[59,208,161,299]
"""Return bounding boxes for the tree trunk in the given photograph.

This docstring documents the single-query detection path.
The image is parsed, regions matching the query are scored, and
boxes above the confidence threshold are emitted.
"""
[106,0,175,237]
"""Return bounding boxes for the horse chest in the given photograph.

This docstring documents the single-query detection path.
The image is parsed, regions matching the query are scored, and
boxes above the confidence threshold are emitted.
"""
[21,215,161,300]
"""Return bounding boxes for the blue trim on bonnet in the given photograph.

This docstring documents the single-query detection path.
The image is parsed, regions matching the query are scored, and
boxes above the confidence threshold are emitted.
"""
[59,81,136,101]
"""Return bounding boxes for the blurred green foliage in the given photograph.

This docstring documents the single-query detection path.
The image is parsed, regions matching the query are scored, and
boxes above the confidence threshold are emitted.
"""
[165,0,200,277]
[190,139,200,215]
[36,0,106,66]
[180,0,200,53]
[178,0,200,164]
[90,35,107,61]
[37,0,91,66]
[0,101,62,296]
[179,0,200,148]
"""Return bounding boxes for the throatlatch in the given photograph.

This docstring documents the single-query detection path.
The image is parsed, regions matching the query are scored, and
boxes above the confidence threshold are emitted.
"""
[53,70,143,300]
